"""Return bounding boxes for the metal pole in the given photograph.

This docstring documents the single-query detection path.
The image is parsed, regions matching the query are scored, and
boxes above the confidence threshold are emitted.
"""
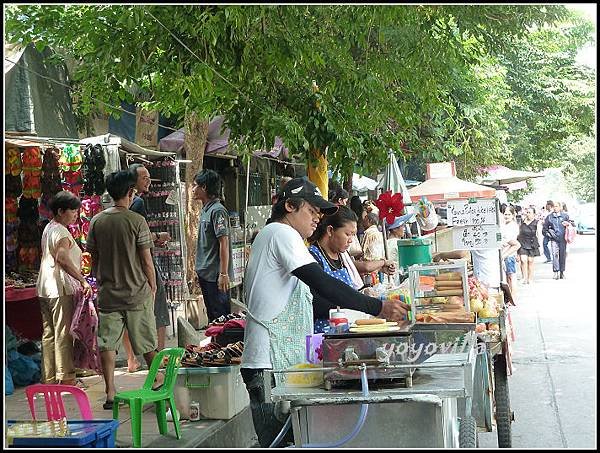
[175,161,190,305]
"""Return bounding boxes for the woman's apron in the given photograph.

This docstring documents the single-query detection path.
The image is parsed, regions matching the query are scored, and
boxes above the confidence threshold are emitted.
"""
[245,279,314,387]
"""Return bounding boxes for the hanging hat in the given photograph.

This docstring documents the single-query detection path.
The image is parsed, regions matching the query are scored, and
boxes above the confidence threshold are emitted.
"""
[385,212,416,231]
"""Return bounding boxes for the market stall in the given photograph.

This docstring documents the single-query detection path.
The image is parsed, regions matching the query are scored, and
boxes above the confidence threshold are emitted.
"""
[407,162,515,447]
[264,278,479,448]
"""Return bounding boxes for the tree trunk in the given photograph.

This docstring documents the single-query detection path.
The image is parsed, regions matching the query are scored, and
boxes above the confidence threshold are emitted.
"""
[306,148,328,200]
[343,170,353,194]
[183,111,209,294]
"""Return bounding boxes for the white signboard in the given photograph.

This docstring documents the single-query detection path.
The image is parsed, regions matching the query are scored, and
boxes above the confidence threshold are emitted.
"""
[452,225,501,250]
[447,199,497,227]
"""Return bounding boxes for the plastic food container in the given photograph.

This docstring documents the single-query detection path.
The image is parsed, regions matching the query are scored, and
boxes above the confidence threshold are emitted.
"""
[286,363,324,387]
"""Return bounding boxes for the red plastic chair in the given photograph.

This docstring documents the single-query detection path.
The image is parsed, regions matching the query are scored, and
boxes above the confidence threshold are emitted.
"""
[25,384,93,420]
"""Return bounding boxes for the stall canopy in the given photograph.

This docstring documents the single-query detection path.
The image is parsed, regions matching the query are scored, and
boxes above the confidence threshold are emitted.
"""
[477,165,545,186]
[408,176,496,201]
[159,115,290,159]
[352,173,379,192]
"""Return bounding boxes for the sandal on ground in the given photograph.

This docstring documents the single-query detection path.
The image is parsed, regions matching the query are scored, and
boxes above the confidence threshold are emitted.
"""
[103,400,114,410]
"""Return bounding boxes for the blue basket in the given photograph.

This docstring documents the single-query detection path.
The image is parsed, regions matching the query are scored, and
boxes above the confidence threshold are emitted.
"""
[7,419,119,448]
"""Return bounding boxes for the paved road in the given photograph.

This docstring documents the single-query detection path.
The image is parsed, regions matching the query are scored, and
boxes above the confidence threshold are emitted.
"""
[478,233,596,448]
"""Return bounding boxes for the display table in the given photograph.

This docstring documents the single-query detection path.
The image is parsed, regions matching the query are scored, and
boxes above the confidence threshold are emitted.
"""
[5,287,43,340]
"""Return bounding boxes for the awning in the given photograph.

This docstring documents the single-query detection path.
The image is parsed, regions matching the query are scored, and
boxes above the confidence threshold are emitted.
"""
[477,165,545,186]
[408,176,496,201]
[81,133,175,157]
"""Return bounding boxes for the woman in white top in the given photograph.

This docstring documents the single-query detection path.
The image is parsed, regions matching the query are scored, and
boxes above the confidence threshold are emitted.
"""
[36,191,92,385]
[500,206,521,296]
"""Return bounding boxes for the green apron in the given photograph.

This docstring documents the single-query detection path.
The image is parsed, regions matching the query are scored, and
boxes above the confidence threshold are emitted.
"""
[246,279,314,387]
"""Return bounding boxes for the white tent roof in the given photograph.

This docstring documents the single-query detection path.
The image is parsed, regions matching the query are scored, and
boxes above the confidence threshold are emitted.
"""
[352,173,379,192]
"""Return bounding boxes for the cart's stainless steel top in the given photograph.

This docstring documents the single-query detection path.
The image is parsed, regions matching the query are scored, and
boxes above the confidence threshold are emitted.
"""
[269,349,476,404]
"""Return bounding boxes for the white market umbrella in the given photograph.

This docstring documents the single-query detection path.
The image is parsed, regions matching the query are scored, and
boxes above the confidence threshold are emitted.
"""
[477,165,545,186]
[377,149,413,261]
[377,149,412,205]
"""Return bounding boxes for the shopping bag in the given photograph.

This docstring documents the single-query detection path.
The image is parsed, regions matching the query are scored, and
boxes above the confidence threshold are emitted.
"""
[564,224,576,244]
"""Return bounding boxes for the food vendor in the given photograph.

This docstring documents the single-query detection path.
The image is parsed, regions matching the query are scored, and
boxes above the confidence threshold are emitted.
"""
[240,177,410,447]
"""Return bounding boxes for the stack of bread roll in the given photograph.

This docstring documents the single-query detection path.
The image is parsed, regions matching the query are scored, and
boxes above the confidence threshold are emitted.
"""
[432,272,464,296]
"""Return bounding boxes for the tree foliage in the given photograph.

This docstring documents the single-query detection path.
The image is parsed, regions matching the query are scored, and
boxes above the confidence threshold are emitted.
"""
[6,4,592,185]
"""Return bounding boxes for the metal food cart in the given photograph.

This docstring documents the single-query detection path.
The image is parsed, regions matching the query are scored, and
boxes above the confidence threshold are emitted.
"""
[266,326,479,448]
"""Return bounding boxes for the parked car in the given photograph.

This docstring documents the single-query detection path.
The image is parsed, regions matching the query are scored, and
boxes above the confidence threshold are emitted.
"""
[576,213,596,235]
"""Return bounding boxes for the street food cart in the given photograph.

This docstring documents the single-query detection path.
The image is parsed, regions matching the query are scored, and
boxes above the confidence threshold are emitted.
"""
[408,164,515,447]
[266,312,479,447]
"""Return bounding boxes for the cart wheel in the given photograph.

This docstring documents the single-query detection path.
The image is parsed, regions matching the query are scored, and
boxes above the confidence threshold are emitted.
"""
[494,355,512,448]
[459,416,478,448]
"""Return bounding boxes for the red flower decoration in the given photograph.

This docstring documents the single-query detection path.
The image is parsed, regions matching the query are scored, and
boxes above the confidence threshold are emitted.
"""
[374,191,405,225]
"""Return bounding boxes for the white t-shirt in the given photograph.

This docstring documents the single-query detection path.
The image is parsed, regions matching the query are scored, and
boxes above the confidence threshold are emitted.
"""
[471,248,501,289]
[501,221,519,257]
[36,221,82,298]
[241,222,316,369]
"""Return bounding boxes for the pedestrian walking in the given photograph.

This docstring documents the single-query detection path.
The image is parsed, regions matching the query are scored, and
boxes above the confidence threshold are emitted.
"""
[517,206,541,284]
[541,200,554,263]
[86,170,163,409]
[501,205,521,295]
[36,191,93,386]
[193,169,234,323]
[542,200,570,279]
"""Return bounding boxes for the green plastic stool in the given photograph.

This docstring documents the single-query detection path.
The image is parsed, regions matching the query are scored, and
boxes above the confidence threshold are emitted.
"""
[113,347,185,448]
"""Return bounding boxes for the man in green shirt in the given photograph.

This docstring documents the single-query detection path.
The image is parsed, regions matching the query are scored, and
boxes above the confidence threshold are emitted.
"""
[87,170,162,409]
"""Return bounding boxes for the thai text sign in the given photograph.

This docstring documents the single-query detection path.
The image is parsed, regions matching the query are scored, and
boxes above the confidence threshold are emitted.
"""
[447,199,497,226]
[452,225,501,250]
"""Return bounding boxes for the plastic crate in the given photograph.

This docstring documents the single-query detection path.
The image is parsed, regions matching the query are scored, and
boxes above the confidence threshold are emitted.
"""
[7,419,119,448]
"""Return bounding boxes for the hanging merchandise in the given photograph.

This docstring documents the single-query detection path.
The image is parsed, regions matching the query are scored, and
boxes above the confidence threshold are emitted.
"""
[21,147,43,199]
[82,144,107,195]
[6,175,23,198]
[6,197,19,223]
[6,144,23,176]
[40,147,62,197]
[144,158,185,307]
[81,252,92,276]
[22,147,43,175]
[38,193,53,222]
[62,168,84,196]
[59,144,83,172]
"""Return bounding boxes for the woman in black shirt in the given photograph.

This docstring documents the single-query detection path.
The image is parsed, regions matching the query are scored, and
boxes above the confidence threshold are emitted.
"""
[517,206,541,284]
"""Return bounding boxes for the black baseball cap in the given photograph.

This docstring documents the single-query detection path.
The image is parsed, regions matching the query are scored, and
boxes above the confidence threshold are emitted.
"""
[280,177,339,215]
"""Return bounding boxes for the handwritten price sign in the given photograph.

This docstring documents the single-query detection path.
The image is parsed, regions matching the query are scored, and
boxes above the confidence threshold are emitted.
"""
[452,225,501,250]
[447,199,497,227]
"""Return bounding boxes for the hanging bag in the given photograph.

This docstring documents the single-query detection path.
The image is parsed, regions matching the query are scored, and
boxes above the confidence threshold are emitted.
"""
[564,223,576,244]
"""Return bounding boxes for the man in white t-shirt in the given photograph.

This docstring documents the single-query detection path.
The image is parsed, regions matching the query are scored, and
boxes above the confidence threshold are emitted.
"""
[241,177,410,447]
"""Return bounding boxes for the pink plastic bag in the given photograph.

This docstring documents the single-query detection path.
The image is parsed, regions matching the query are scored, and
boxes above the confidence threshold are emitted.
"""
[69,285,102,374]
[565,224,576,244]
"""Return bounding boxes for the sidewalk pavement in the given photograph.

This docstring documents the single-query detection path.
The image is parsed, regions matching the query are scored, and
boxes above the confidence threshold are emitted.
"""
[4,327,257,448]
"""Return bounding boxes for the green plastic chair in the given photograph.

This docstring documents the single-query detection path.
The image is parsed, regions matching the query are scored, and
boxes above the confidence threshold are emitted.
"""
[113,347,185,448]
